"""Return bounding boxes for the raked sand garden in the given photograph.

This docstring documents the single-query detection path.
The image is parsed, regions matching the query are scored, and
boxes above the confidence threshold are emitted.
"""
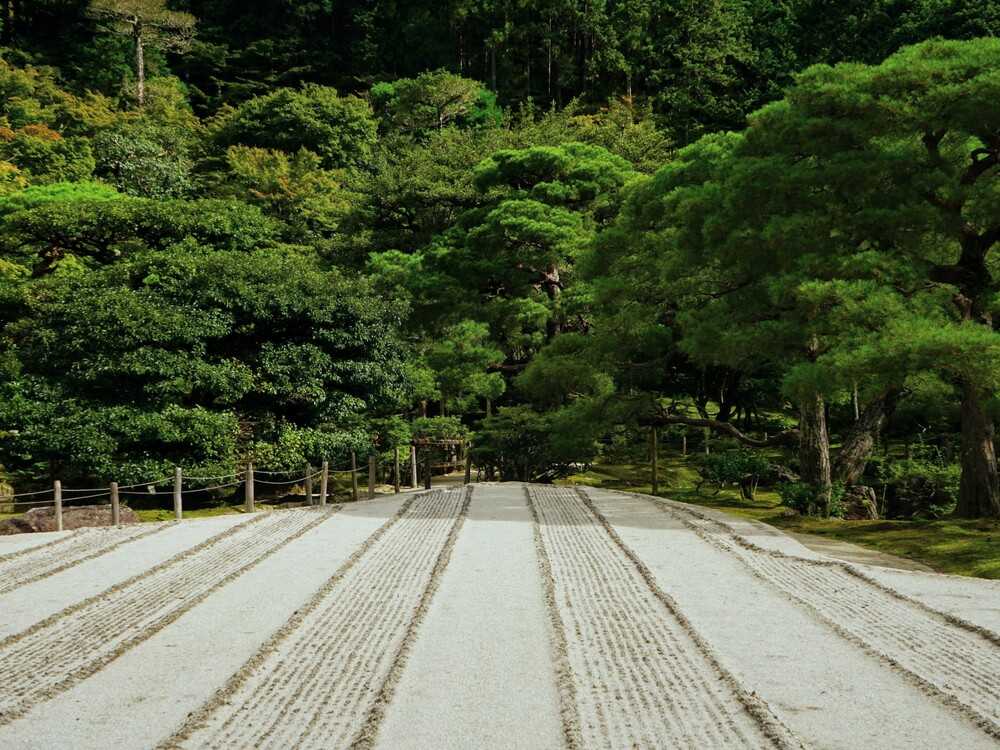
[0,484,998,749]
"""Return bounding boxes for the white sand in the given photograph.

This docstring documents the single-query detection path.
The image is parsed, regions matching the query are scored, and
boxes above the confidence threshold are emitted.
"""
[374,483,563,750]
[167,489,468,749]
[0,484,997,749]
[587,488,998,750]
[0,498,405,750]
[0,514,250,639]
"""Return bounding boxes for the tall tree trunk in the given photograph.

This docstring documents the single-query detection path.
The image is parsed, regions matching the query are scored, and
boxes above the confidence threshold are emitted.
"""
[956,380,1000,517]
[834,388,900,485]
[799,392,832,515]
[544,264,561,340]
[134,24,146,106]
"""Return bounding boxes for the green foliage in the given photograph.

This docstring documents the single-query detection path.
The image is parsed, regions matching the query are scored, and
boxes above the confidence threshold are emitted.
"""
[93,121,193,197]
[371,70,500,133]
[779,481,846,518]
[0,126,95,183]
[471,405,584,482]
[424,320,506,414]
[0,245,408,479]
[697,449,770,490]
[0,181,121,220]
[222,145,354,241]
[214,85,377,169]
[2,196,278,271]
[871,448,961,519]
[411,416,468,441]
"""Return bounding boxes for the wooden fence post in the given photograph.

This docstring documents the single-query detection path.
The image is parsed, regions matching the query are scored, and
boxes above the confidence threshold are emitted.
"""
[424,448,432,490]
[305,465,314,506]
[394,447,401,494]
[350,451,359,502]
[651,426,659,495]
[368,454,376,499]
[173,467,183,521]
[464,442,472,485]
[54,479,62,532]
[410,447,418,487]
[245,463,255,512]
[110,481,120,526]
[319,460,329,506]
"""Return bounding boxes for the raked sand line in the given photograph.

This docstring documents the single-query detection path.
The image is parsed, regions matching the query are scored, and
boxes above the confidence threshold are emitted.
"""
[527,485,805,749]
[162,488,470,750]
[0,507,334,726]
[631,491,1000,739]
[0,529,83,564]
[0,522,172,596]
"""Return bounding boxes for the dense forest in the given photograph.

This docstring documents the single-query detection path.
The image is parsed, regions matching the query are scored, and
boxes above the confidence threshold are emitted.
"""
[0,0,999,522]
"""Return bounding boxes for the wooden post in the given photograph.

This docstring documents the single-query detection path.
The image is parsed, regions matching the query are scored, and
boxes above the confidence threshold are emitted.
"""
[54,480,62,532]
[368,454,376,499]
[173,467,183,521]
[305,465,314,506]
[424,448,432,490]
[245,463,255,512]
[651,426,659,495]
[110,481,120,526]
[394,447,401,494]
[319,460,329,506]
[464,442,472,485]
[410,447,418,487]
[350,451,359,502]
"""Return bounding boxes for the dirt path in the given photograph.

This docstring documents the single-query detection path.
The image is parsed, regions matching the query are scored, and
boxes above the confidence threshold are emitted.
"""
[0,484,997,749]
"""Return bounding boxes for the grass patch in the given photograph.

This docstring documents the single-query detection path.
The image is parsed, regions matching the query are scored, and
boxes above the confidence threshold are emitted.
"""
[134,504,247,523]
[559,452,1000,579]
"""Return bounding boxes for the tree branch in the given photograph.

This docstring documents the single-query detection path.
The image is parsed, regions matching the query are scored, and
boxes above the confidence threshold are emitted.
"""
[642,412,800,447]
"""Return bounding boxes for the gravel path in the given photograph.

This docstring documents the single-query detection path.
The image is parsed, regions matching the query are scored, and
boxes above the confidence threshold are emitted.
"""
[0,483,997,749]
[0,508,332,726]
[644,492,1000,739]
[374,483,563,750]
[164,488,470,750]
[0,523,170,595]
[527,485,803,749]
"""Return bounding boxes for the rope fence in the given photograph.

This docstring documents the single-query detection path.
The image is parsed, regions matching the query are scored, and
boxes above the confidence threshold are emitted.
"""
[1,445,474,532]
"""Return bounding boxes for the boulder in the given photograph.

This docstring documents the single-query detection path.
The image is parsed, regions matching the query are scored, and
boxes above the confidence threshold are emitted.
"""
[841,486,879,520]
[0,504,141,534]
